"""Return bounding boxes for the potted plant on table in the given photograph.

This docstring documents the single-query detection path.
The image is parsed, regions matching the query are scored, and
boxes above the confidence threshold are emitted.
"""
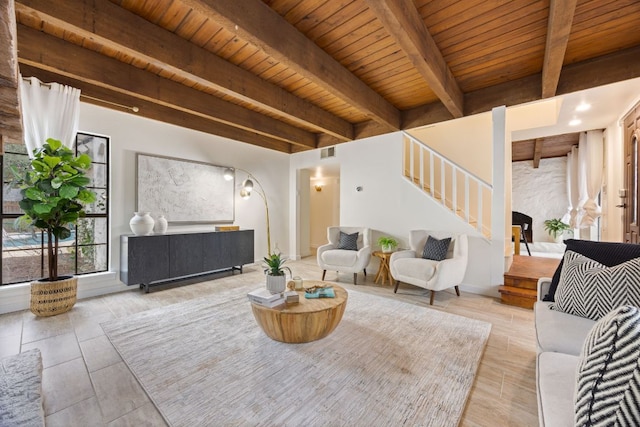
[543,218,571,243]
[377,236,398,253]
[13,138,96,316]
[263,252,292,294]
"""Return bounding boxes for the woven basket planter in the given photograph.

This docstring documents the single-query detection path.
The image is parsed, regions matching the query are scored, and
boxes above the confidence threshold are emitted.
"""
[30,276,78,317]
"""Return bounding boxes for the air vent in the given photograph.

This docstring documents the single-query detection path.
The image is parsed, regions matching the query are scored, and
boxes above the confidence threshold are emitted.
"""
[320,146,335,159]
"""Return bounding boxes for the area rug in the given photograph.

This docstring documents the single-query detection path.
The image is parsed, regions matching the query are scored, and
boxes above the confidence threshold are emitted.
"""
[102,288,491,426]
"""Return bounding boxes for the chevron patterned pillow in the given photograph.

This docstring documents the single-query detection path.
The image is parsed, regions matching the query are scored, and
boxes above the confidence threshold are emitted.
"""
[422,236,451,261]
[337,231,358,251]
[552,251,640,321]
[575,305,640,426]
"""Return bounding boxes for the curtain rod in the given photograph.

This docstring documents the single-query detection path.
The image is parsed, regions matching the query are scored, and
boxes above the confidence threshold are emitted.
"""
[80,94,139,113]
[21,77,139,113]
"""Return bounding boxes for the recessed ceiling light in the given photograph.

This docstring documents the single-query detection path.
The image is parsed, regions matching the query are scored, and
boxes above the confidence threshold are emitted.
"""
[576,103,591,112]
[569,118,582,126]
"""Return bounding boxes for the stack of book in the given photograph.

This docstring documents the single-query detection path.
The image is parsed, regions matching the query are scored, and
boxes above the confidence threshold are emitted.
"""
[247,288,285,308]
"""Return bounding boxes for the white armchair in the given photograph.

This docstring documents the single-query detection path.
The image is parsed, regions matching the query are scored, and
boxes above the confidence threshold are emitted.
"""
[317,227,372,285]
[390,230,468,305]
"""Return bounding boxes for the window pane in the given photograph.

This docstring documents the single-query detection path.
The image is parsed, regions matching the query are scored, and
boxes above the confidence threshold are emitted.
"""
[3,247,43,283]
[56,248,76,277]
[3,184,23,214]
[85,189,107,214]
[77,244,107,274]
[87,163,107,187]
[3,152,29,182]
[78,218,107,245]
[77,134,108,163]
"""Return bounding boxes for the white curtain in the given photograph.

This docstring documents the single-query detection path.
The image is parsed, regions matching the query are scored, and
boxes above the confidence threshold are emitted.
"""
[563,145,580,228]
[19,76,81,157]
[580,130,604,227]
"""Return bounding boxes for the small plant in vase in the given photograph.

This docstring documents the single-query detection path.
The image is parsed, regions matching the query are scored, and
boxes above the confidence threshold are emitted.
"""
[377,236,398,253]
[544,218,571,242]
[263,252,292,294]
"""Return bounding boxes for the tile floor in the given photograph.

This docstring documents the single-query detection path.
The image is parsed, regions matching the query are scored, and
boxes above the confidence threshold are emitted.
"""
[0,257,539,426]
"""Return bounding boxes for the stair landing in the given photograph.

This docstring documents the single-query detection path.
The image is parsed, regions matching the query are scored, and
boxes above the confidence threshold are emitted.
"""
[500,255,561,309]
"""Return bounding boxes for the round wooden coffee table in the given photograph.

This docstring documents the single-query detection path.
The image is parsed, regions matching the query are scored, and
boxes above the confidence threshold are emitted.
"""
[250,282,348,343]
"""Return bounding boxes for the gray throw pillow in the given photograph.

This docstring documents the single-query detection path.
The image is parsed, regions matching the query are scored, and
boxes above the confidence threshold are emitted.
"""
[422,236,451,261]
[575,305,640,426]
[552,251,640,321]
[337,231,358,251]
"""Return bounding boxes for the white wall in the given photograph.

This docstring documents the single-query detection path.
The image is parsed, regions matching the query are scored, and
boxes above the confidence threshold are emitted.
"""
[290,129,498,296]
[512,157,568,243]
[0,103,290,314]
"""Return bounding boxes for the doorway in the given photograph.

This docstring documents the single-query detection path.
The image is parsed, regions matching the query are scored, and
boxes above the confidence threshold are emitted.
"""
[297,165,340,258]
[623,108,640,243]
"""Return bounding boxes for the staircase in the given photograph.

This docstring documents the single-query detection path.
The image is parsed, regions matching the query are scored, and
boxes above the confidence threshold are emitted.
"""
[500,256,561,309]
[402,133,492,239]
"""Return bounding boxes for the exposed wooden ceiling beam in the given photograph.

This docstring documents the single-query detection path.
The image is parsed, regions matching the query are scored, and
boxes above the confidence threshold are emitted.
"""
[541,0,578,98]
[18,64,293,153]
[179,0,401,131]
[0,0,22,149]
[533,138,543,168]
[403,44,640,131]
[14,0,353,142]
[364,0,463,118]
[17,25,317,149]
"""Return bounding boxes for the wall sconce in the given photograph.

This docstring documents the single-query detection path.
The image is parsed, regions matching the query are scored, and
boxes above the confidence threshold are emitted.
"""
[314,184,323,192]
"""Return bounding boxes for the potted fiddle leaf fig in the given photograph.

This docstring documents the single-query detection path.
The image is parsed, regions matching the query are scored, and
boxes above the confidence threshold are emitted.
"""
[13,138,96,316]
[262,252,292,294]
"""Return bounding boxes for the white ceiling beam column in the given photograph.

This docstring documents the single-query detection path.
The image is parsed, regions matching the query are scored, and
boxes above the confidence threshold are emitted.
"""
[180,0,401,131]
[541,0,578,98]
[364,0,463,118]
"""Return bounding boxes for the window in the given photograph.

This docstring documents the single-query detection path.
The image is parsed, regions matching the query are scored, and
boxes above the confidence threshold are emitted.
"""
[1,132,109,285]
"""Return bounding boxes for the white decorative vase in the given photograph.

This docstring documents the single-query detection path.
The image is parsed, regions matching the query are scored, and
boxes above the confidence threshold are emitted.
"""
[129,212,155,235]
[382,244,395,253]
[154,215,168,234]
[266,274,286,294]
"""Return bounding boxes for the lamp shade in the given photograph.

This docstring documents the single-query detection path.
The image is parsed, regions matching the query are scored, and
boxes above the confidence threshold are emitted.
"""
[242,179,254,191]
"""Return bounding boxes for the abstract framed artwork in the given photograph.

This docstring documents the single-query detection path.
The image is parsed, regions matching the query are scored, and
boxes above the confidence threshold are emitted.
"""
[136,153,234,223]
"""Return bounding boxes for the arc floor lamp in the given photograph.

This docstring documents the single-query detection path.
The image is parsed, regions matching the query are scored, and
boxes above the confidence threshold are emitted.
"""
[223,167,272,255]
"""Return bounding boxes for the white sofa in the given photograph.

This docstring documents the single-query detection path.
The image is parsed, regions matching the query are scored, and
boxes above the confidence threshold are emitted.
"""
[535,278,595,427]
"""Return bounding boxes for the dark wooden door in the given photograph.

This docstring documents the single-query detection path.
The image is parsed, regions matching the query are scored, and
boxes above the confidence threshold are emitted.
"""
[623,109,640,243]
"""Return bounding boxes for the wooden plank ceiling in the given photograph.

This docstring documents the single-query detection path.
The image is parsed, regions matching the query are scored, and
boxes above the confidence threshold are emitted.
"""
[4,0,640,154]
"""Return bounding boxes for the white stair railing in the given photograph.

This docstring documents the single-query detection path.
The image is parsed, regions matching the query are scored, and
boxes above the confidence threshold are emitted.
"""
[402,133,492,239]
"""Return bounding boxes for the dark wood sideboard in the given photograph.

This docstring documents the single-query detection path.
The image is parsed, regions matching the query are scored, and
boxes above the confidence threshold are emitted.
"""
[120,230,254,292]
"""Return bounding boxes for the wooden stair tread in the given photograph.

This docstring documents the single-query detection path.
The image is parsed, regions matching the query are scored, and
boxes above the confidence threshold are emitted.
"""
[498,286,537,297]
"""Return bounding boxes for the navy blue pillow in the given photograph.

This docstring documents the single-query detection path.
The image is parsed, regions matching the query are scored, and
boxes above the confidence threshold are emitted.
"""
[422,236,451,261]
[544,239,640,301]
[337,231,358,251]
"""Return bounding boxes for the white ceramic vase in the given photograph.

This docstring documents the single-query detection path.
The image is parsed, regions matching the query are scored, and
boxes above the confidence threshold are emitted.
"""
[129,212,155,235]
[266,274,286,294]
[154,215,168,234]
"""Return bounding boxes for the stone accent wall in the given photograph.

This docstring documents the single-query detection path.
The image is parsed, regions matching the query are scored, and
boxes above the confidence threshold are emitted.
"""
[512,157,568,243]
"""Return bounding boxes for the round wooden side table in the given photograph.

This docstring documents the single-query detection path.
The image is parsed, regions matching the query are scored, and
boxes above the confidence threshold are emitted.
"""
[250,282,348,343]
[373,250,394,285]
